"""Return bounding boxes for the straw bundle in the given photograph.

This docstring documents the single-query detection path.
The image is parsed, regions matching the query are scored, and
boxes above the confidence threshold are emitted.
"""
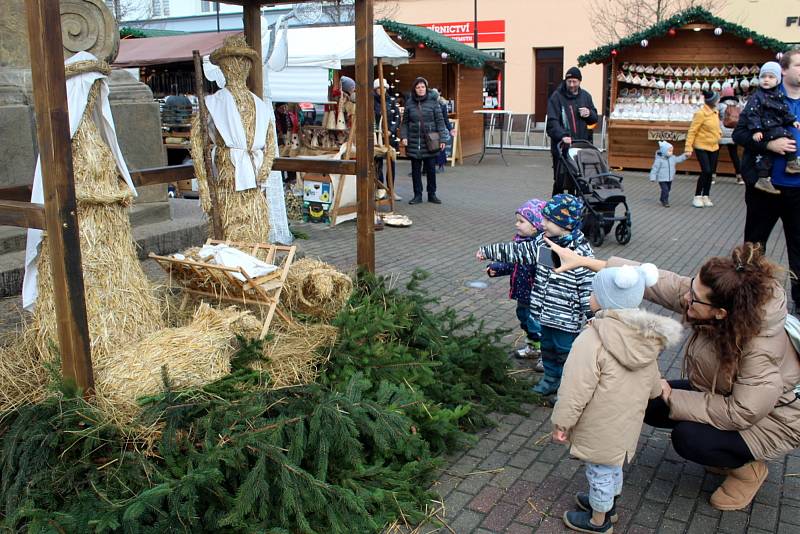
[284,259,353,321]
[192,37,278,245]
[94,304,253,420]
[31,80,163,363]
[0,328,51,412]
[284,189,303,221]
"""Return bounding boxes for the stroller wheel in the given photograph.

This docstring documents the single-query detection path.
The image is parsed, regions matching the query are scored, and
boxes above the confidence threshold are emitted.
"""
[615,222,632,245]
[590,224,605,247]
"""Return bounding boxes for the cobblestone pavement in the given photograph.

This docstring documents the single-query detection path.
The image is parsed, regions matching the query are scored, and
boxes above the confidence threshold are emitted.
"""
[292,151,797,534]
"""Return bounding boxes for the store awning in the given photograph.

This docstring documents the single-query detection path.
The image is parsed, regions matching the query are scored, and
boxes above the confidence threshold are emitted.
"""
[113,30,240,67]
[578,7,787,66]
[378,19,502,69]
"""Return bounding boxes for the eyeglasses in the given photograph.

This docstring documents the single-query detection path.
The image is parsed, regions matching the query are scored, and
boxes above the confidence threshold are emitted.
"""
[689,277,715,307]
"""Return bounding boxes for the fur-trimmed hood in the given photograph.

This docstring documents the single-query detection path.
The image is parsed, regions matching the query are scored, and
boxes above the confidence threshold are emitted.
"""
[592,308,684,371]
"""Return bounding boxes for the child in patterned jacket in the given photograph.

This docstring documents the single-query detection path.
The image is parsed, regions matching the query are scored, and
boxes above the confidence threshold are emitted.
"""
[477,194,595,397]
[486,199,546,369]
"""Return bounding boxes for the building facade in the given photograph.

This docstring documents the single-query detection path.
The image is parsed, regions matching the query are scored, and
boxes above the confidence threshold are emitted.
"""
[387,0,800,118]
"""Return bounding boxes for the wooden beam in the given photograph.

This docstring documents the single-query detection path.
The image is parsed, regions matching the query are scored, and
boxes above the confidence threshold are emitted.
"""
[129,164,194,187]
[0,185,33,202]
[354,0,375,272]
[274,158,357,175]
[0,200,46,229]
[243,3,263,98]
[25,0,94,392]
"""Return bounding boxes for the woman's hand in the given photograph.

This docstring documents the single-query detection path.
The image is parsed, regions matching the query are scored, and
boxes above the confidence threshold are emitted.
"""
[660,379,672,403]
[543,236,608,273]
[767,137,796,154]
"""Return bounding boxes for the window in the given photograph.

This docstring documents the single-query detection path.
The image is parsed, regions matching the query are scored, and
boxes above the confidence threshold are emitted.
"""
[201,1,211,12]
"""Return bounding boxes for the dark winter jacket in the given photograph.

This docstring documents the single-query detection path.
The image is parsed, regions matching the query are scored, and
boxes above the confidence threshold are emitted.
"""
[373,91,401,149]
[734,92,795,186]
[400,91,449,159]
[546,82,598,150]
[480,233,595,333]
[742,87,796,133]
[487,236,536,306]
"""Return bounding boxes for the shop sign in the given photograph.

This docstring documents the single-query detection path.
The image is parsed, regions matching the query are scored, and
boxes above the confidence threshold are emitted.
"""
[647,129,686,141]
[420,20,505,44]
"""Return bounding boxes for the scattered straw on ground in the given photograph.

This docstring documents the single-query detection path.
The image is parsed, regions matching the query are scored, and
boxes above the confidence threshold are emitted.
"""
[283,258,353,321]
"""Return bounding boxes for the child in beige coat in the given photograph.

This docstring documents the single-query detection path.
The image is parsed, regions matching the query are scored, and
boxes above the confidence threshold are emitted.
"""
[551,263,683,533]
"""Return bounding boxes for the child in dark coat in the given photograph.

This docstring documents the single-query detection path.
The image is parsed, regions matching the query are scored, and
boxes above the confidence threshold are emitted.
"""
[486,199,545,369]
[743,61,800,195]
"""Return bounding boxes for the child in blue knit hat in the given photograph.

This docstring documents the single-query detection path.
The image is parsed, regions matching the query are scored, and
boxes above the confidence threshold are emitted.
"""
[486,199,546,368]
[551,263,682,533]
[743,61,800,194]
[477,194,595,397]
[649,141,688,207]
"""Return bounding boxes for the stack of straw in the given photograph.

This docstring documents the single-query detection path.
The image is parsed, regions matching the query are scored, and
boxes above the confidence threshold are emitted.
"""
[283,258,353,321]
[31,80,164,363]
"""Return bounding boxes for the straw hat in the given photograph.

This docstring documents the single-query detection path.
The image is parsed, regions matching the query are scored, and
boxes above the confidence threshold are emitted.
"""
[64,59,111,79]
[210,34,259,65]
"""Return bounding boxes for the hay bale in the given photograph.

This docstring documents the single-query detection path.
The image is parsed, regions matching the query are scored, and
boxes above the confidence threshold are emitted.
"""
[252,319,337,388]
[284,259,353,321]
[94,304,252,420]
[31,81,164,363]
[284,189,303,221]
[0,328,51,412]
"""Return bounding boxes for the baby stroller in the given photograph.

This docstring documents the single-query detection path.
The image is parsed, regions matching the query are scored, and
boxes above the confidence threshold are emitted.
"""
[556,140,631,247]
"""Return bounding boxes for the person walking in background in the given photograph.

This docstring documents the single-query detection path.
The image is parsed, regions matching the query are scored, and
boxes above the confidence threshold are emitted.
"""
[649,141,689,207]
[718,86,744,185]
[546,67,598,195]
[685,90,722,208]
[486,199,547,371]
[400,77,448,205]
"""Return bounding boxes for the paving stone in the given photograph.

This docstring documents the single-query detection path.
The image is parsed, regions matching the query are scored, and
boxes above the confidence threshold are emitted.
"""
[443,490,473,517]
[658,518,689,534]
[645,477,675,503]
[508,448,540,471]
[456,472,495,496]
[519,461,553,483]
[779,503,800,525]
[500,480,537,505]
[450,509,484,533]
[673,475,704,499]
[468,485,504,514]
[536,444,567,464]
[746,528,774,534]
[496,433,529,455]
[686,513,719,534]
[504,522,533,534]
[718,510,750,534]
[753,480,781,505]
[631,499,668,529]
[480,502,519,532]
[664,495,697,521]
[490,466,524,490]
[749,502,778,531]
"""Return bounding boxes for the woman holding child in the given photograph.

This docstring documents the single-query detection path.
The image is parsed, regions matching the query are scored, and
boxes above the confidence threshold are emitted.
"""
[548,240,800,530]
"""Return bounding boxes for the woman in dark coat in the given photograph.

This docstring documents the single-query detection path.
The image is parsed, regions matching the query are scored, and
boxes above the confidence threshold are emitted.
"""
[400,77,448,204]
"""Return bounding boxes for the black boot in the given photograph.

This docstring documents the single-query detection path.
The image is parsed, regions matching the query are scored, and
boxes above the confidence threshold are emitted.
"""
[428,193,442,204]
[409,195,423,205]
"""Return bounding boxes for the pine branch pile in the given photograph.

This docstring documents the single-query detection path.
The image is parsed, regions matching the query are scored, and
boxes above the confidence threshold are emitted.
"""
[0,270,533,533]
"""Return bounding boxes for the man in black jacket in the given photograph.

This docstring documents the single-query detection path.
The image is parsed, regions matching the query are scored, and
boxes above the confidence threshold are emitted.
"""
[546,67,598,195]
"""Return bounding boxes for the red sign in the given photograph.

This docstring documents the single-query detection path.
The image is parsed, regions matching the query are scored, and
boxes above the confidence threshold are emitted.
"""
[420,20,505,45]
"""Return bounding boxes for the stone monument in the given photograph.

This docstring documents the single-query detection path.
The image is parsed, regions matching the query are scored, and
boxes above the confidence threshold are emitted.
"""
[0,0,166,201]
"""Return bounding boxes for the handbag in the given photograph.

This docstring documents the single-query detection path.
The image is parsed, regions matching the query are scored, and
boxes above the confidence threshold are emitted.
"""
[418,101,441,152]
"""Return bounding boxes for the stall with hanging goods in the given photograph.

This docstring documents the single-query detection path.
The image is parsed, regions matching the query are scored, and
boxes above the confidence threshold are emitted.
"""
[579,7,787,174]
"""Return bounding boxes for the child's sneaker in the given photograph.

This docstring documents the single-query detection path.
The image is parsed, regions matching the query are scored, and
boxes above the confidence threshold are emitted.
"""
[532,375,559,396]
[515,340,541,360]
[754,177,781,195]
[575,492,619,523]
[786,158,800,174]
[563,510,613,533]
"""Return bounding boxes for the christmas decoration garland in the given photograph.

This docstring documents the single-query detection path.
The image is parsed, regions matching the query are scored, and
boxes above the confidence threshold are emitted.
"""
[578,7,787,66]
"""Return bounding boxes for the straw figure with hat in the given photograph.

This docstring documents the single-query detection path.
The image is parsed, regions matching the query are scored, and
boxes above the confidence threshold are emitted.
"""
[191,34,278,244]
[21,51,164,368]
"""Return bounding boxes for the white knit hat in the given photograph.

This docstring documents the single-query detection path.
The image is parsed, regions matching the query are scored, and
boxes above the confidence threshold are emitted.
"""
[592,264,659,310]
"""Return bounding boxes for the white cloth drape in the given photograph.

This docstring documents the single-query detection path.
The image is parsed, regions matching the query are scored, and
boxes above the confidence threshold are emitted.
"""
[22,52,137,311]
[205,88,268,192]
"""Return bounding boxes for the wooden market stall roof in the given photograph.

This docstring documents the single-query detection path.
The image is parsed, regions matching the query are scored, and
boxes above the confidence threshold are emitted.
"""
[10,0,377,393]
[578,6,787,66]
[378,19,502,68]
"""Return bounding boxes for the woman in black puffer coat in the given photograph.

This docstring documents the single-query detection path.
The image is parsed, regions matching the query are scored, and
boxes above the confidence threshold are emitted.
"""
[400,77,449,204]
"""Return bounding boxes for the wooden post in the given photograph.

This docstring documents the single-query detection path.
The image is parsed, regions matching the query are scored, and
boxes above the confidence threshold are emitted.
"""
[377,58,395,212]
[243,3,263,98]
[193,51,224,240]
[354,0,375,272]
[25,0,94,392]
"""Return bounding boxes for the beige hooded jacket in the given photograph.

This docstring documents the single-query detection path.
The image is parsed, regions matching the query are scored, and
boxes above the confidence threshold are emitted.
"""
[552,308,684,466]
[607,257,800,461]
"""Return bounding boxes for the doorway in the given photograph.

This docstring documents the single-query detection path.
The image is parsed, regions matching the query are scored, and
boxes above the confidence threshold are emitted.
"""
[534,48,563,122]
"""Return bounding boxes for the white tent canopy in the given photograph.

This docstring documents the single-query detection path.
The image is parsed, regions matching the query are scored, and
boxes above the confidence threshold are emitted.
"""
[263,23,409,103]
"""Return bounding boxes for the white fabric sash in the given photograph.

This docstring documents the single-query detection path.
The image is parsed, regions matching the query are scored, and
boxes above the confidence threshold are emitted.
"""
[205,88,268,191]
[22,51,137,311]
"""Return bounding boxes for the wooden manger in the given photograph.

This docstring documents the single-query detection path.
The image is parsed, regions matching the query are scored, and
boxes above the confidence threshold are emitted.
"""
[150,239,296,338]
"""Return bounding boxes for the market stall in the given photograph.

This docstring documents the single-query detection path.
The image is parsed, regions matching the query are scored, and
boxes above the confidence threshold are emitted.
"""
[371,20,503,159]
[578,7,786,174]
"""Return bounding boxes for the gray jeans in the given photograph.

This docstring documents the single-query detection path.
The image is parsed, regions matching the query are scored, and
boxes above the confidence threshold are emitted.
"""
[585,462,623,513]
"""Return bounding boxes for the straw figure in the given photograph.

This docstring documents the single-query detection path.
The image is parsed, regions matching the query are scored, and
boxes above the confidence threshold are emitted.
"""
[25,55,163,364]
[283,258,353,321]
[191,35,277,244]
